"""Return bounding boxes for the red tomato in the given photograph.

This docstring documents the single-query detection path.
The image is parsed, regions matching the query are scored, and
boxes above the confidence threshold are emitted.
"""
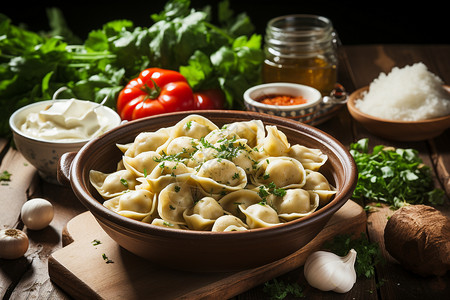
[116,68,196,121]
[194,89,225,110]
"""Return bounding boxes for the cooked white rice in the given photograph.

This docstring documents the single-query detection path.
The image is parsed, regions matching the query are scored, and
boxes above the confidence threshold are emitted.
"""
[355,62,450,121]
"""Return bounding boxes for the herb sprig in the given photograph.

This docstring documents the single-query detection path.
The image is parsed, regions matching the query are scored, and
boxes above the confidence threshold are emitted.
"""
[350,138,444,209]
[258,182,287,203]
[263,278,304,300]
[323,232,383,278]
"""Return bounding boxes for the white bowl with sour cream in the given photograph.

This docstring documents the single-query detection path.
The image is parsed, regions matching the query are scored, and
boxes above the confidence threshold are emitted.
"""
[9,99,121,184]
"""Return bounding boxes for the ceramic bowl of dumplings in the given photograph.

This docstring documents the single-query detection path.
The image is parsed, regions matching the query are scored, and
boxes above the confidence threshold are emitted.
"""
[58,110,357,272]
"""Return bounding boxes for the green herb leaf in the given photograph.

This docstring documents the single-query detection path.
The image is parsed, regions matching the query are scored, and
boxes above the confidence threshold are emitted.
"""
[263,278,304,300]
[91,239,101,246]
[0,170,12,181]
[102,253,114,264]
[120,178,129,188]
[350,138,445,208]
[323,232,383,278]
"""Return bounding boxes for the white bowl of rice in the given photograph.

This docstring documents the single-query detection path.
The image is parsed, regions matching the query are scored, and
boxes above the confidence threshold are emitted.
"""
[347,63,450,141]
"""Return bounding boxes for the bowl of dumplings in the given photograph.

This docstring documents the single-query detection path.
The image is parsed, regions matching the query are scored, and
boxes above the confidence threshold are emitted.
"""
[58,110,357,272]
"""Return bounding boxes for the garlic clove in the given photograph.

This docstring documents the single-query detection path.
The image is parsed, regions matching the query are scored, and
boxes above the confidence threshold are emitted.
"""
[0,228,29,259]
[304,249,357,293]
[21,198,54,230]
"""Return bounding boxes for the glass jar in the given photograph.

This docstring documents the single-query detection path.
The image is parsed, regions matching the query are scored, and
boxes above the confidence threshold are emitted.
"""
[262,14,340,95]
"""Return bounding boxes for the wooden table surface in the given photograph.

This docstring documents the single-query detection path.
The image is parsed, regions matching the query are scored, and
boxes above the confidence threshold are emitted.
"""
[1,44,449,300]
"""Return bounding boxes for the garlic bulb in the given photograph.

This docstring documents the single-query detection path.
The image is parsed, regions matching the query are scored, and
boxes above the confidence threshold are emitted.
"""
[0,228,29,259]
[21,198,54,230]
[304,249,357,293]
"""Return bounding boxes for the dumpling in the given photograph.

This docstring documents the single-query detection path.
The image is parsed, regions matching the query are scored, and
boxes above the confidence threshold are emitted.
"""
[90,169,138,199]
[261,125,290,157]
[150,218,183,229]
[211,215,249,232]
[231,147,258,174]
[183,197,224,231]
[170,114,219,140]
[303,170,336,206]
[157,182,194,225]
[186,146,219,168]
[203,128,242,145]
[268,189,319,221]
[193,158,247,194]
[218,189,262,220]
[288,144,328,171]
[238,203,281,228]
[166,136,199,159]
[116,142,132,154]
[146,160,195,193]
[223,120,265,148]
[103,189,155,221]
[252,156,306,189]
[122,151,161,177]
[124,128,171,157]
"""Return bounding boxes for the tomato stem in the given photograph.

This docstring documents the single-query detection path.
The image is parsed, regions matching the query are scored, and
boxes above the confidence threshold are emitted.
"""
[141,78,161,100]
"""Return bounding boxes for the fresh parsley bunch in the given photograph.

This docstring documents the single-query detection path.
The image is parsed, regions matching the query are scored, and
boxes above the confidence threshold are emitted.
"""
[350,138,445,209]
[0,0,263,137]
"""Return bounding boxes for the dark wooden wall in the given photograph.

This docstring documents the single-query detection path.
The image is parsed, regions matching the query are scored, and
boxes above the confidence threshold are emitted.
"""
[2,0,448,45]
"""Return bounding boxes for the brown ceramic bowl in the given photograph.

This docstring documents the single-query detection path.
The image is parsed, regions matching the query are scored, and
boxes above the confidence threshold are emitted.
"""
[347,86,450,141]
[59,110,357,272]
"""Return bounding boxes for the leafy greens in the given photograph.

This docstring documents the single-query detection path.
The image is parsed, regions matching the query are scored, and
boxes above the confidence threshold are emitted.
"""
[323,233,383,279]
[0,0,263,137]
[350,138,445,209]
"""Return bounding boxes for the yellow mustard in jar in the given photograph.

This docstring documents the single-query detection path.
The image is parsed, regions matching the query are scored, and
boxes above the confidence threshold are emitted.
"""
[263,14,339,95]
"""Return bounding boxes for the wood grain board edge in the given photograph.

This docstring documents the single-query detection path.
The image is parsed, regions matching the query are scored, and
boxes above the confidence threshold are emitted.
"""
[48,200,366,300]
[48,256,101,300]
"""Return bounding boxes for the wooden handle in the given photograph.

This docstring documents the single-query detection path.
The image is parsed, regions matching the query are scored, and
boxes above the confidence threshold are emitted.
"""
[57,151,77,186]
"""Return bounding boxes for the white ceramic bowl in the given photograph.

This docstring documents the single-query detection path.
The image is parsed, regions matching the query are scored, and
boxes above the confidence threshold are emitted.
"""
[244,82,347,125]
[9,99,121,184]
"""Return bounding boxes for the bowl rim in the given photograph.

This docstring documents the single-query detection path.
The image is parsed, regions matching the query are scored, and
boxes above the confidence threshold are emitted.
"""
[69,110,358,240]
[243,82,323,111]
[347,85,450,125]
[9,99,122,145]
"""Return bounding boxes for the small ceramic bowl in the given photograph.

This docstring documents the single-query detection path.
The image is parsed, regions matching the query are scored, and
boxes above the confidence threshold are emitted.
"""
[347,86,450,141]
[58,110,357,272]
[243,82,347,125]
[9,99,121,184]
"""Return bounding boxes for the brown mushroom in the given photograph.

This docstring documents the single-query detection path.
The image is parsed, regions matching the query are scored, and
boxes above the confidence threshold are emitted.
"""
[384,204,450,277]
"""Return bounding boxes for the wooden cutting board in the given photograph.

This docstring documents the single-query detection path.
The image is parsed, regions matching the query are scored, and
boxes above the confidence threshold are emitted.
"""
[48,200,366,300]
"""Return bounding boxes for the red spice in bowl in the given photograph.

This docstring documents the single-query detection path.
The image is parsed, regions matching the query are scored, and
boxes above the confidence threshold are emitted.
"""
[259,94,308,106]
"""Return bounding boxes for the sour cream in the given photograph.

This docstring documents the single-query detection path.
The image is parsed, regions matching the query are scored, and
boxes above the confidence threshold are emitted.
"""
[20,99,116,142]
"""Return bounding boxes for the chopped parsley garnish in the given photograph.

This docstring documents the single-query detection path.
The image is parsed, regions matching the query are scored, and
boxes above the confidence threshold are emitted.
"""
[91,239,102,246]
[199,135,247,161]
[258,182,287,202]
[174,185,181,192]
[0,170,12,182]
[102,253,114,264]
[154,150,188,165]
[232,172,240,180]
[120,178,128,188]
